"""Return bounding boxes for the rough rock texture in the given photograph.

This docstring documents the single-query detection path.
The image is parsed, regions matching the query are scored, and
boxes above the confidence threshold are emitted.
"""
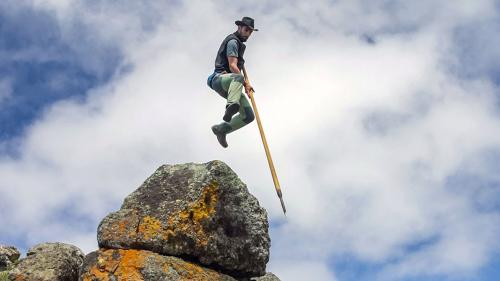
[79,248,237,281]
[250,272,281,280]
[0,245,20,270]
[9,242,84,281]
[97,160,270,277]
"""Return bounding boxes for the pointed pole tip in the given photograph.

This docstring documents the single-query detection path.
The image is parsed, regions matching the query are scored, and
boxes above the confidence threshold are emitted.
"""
[279,196,287,215]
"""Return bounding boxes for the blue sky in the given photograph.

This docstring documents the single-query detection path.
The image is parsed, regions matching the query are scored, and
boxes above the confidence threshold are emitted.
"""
[0,3,122,140]
[1,1,500,281]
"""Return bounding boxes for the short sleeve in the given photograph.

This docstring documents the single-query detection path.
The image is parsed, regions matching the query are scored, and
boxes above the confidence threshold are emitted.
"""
[226,39,239,57]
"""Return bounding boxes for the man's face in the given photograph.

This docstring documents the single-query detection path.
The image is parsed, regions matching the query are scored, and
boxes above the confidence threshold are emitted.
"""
[238,25,253,42]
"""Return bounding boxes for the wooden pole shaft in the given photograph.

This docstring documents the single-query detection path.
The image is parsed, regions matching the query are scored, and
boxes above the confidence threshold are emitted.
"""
[242,66,286,214]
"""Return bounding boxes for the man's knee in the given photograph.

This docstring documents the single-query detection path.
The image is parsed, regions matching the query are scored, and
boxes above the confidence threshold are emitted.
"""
[243,107,255,123]
[230,73,245,83]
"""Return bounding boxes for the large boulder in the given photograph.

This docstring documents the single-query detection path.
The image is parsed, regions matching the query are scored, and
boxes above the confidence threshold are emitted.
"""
[97,160,270,277]
[79,248,237,281]
[9,242,84,281]
[0,245,20,270]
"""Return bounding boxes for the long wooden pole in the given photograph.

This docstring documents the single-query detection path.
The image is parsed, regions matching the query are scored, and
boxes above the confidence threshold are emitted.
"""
[242,66,286,215]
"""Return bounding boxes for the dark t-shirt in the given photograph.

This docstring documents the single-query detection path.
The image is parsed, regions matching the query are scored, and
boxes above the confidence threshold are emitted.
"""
[226,39,239,57]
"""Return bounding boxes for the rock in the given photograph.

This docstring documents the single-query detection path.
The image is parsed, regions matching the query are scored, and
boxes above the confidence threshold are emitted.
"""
[9,242,84,281]
[79,248,237,281]
[250,272,281,280]
[0,245,20,270]
[97,160,270,277]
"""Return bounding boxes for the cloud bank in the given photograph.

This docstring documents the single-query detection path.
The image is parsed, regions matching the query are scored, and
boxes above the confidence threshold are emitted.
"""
[1,1,500,280]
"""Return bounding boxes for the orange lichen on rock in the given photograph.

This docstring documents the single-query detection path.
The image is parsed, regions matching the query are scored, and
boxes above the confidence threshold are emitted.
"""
[13,274,26,281]
[81,249,147,281]
[86,263,109,281]
[81,249,232,281]
[138,216,164,240]
[100,209,139,242]
[114,249,147,280]
[180,181,219,222]
[166,258,223,281]
[173,181,219,247]
[136,181,219,248]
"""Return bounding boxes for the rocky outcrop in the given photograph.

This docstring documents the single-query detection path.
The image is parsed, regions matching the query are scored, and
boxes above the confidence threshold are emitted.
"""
[97,160,270,277]
[8,242,84,281]
[79,248,237,281]
[0,245,20,271]
[4,160,280,280]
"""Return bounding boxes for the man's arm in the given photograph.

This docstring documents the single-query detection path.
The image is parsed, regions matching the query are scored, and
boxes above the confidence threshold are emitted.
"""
[226,40,254,93]
[229,56,254,93]
[228,56,241,74]
[226,39,242,74]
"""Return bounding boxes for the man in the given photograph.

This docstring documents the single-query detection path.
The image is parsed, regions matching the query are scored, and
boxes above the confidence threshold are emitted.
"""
[207,17,258,148]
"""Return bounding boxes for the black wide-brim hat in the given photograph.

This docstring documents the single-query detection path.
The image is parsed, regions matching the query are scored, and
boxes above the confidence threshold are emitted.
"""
[235,16,259,31]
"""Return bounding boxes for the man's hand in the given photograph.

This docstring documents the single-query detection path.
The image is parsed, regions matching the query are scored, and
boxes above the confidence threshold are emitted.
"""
[244,81,254,96]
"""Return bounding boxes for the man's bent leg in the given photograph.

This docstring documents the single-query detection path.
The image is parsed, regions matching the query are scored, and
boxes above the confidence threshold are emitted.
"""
[218,73,245,122]
[226,94,255,134]
[219,73,245,106]
[211,74,253,147]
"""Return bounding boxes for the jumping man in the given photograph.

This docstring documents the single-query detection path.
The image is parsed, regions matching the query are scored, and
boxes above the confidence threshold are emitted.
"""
[207,17,258,148]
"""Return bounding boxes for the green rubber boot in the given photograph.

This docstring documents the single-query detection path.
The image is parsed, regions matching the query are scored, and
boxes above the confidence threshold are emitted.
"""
[211,123,232,148]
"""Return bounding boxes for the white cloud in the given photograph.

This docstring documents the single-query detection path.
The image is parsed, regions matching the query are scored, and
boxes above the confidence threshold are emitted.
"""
[269,259,338,281]
[1,1,500,280]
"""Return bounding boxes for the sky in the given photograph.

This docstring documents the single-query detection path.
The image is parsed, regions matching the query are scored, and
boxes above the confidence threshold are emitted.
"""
[1,0,500,280]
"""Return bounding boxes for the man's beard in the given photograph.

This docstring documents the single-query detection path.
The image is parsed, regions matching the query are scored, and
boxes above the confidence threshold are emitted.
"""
[236,31,248,42]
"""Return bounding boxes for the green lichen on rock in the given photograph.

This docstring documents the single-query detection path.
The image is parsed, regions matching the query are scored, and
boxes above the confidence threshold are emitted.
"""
[0,271,9,281]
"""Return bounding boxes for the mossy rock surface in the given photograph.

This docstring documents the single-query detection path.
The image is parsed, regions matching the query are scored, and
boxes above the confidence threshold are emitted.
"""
[98,160,270,277]
[0,245,20,271]
[0,271,10,281]
[8,242,84,281]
